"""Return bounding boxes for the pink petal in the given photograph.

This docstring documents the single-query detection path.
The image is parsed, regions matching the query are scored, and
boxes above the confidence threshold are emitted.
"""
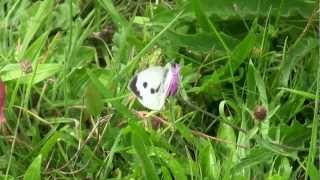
[168,64,180,96]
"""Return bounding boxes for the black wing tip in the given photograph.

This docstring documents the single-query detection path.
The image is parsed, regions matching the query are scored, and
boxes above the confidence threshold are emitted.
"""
[129,75,142,99]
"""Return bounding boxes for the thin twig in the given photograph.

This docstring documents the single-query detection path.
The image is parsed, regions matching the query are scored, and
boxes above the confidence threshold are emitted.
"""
[136,111,249,149]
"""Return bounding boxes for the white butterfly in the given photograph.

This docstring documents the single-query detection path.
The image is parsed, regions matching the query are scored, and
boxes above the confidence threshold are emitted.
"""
[128,63,180,111]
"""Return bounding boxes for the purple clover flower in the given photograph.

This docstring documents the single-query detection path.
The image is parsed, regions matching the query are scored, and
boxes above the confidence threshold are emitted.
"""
[167,64,180,96]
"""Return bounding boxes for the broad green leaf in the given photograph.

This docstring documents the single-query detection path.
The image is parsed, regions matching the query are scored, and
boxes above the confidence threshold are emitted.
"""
[131,123,159,180]
[278,158,292,179]
[176,122,198,146]
[39,131,63,160]
[185,0,315,20]
[23,155,42,180]
[255,136,297,158]
[85,82,104,117]
[279,87,316,100]
[0,63,62,84]
[190,0,210,32]
[151,147,187,180]
[161,166,173,180]
[232,148,274,173]
[199,140,220,179]
[164,31,238,52]
[230,30,256,73]
[217,121,236,153]
[269,121,310,148]
[308,163,320,180]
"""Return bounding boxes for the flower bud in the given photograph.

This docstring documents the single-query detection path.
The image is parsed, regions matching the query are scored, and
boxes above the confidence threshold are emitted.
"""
[254,105,267,121]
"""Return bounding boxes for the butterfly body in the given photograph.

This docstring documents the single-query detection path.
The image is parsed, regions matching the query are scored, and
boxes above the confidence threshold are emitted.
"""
[128,63,179,111]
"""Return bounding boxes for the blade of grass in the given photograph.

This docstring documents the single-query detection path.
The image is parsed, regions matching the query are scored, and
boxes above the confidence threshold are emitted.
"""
[19,0,54,59]
[305,53,320,180]
[118,10,184,79]
[278,87,316,100]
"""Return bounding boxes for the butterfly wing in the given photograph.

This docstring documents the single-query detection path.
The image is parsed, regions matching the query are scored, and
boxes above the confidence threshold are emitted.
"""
[128,66,168,110]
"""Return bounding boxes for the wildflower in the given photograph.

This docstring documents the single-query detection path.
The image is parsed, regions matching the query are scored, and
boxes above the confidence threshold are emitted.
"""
[167,64,180,96]
[254,105,267,121]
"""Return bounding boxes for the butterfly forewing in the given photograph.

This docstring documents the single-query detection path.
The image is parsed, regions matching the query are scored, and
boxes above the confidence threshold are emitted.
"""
[128,66,167,110]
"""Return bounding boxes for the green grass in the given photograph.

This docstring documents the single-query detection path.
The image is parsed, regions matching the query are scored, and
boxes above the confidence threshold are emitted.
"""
[0,0,319,179]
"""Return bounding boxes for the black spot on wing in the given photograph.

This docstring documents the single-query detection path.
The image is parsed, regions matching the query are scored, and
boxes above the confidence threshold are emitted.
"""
[129,76,142,99]
[155,84,160,92]
[143,82,147,88]
[151,84,161,94]
[150,88,155,94]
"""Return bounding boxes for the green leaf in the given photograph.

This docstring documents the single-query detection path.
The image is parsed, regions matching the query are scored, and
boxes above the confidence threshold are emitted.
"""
[176,123,198,146]
[39,131,63,160]
[229,30,256,73]
[190,0,210,32]
[246,60,257,109]
[161,166,173,180]
[199,140,220,179]
[269,121,310,148]
[185,0,316,20]
[217,121,236,153]
[0,63,62,84]
[151,147,187,180]
[86,69,138,120]
[279,87,316,100]
[279,38,318,87]
[232,148,274,173]
[131,123,159,180]
[23,32,49,61]
[253,65,268,106]
[70,46,96,69]
[255,136,297,158]
[278,158,292,179]
[23,155,42,180]
[97,0,129,28]
[164,31,238,52]
[85,82,104,117]
[308,163,320,180]
[200,29,256,91]
[20,0,54,57]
